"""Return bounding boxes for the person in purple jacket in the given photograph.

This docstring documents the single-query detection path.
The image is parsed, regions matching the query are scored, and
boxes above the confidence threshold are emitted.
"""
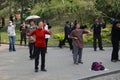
[69,23,90,65]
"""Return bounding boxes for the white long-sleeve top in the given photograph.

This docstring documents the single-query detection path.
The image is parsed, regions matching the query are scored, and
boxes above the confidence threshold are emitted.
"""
[7,25,16,36]
[44,24,50,39]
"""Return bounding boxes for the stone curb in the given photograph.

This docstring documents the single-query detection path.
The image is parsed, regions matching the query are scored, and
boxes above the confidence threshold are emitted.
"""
[79,70,120,80]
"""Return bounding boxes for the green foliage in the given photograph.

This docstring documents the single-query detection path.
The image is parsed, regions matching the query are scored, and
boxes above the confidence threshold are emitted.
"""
[31,0,99,23]
[95,0,120,19]
[53,33,64,40]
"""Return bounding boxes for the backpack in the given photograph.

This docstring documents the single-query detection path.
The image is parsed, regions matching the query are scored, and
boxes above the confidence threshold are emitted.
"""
[91,62,105,71]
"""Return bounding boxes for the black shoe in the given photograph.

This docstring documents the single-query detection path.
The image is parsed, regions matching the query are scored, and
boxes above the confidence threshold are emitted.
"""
[41,69,47,72]
[117,59,120,62]
[100,49,105,51]
[94,49,97,51]
[35,69,38,72]
[74,62,79,65]
[13,50,16,52]
[78,61,83,64]
[111,60,117,62]
[9,50,12,52]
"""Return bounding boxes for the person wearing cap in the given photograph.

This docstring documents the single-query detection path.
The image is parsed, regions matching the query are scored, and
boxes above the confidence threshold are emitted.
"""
[111,20,120,62]
[7,21,16,52]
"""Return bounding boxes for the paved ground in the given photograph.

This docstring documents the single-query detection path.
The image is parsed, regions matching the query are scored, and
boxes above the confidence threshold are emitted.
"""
[0,44,120,80]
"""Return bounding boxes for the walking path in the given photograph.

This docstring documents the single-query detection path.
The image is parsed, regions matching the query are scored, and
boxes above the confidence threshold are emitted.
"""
[0,44,120,80]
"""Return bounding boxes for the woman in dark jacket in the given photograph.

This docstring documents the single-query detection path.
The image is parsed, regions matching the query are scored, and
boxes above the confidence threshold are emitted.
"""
[111,21,120,62]
[20,21,27,46]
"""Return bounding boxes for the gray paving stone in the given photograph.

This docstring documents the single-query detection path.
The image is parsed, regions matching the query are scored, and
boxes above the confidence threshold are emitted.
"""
[0,44,120,80]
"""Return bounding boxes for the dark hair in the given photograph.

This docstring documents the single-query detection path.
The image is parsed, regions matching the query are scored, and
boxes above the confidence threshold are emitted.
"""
[21,21,25,24]
[37,20,43,26]
[113,20,120,27]
[29,19,34,24]
[93,18,99,21]
[66,21,70,24]
[43,20,47,23]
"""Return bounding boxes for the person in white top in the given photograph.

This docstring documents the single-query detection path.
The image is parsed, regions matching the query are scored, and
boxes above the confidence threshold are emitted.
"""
[7,21,16,52]
[43,20,50,53]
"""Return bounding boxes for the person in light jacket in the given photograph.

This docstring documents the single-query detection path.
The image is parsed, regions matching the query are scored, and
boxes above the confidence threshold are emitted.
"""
[7,21,16,52]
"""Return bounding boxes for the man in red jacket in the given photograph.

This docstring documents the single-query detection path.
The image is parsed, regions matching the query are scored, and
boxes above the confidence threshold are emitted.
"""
[28,21,51,72]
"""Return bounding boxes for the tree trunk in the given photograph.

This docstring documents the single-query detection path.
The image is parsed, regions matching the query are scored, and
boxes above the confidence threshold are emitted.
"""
[20,0,24,23]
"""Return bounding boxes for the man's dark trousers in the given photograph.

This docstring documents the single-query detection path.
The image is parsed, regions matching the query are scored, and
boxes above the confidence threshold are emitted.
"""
[29,43,35,59]
[93,34,103,50]
[111,40,119,60]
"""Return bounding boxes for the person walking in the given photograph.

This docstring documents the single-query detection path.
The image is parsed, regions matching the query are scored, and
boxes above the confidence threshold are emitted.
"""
[28,21,51,72]
[91,18,106,51]
[20,21,27,46]
[7,21,16,52]
[27,20,36,60]
[111,20,120,62]
[69,23,89,65]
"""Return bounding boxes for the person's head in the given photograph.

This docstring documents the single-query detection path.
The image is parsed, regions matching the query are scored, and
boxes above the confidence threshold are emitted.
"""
[43,20,47,26]
[75,23,81,29]
[116,21,120,28]
[29,20,34,26]
[9,21,12,26]
[66,21,70,25]
[94,18,99,24]
[70,22,74,27]
[37,21,44,29]
[22,21,26,26]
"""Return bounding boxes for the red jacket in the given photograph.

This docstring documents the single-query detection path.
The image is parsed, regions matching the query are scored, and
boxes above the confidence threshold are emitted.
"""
[29,28,51,47]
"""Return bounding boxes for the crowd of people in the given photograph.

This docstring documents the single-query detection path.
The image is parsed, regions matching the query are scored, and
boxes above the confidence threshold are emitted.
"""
[6,17,120,72]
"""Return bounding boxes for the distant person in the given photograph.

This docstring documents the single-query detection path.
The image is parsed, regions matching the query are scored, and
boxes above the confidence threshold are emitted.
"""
[28,21,51,72]
[61,21,73,50]
[91,18,106,51]
[20,21,27,46]
[7,21,16,52]
[27,20,36,60]
[69,23,89,65]
[43,20,51,53]
[68,21,74,50]
[111,20,120,62]
[14,13,19,22]
[9,14,14,22]
[1,17,5,28]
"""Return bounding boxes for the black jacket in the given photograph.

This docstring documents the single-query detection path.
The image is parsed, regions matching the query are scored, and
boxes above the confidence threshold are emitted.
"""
[91,23,106,34]
[111,21,120,41]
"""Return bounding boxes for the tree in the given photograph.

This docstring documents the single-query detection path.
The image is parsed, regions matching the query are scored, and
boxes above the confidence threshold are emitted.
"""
[95,0,120,19]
